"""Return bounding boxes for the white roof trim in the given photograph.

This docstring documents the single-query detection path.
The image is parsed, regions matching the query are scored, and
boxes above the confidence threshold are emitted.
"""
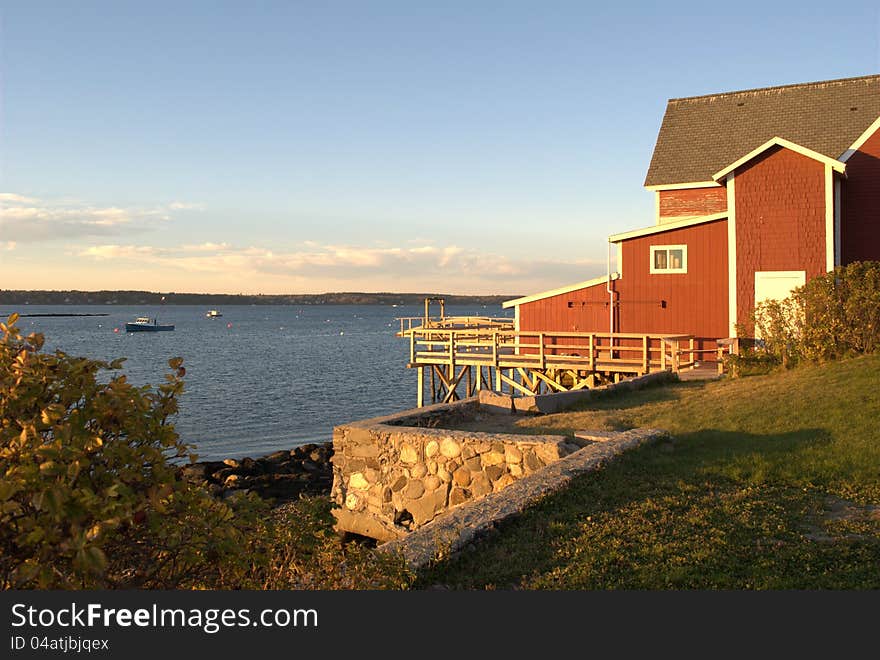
[608,212,728,243]
[502,274,618,309]
[712,137,846,181]
[644,181,721,191]
[840,115,880,162]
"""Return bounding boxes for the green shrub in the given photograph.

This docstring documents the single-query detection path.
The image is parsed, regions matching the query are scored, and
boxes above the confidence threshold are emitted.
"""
[0,313,266,588]
[743,261,880,371]
[0,315,269,589]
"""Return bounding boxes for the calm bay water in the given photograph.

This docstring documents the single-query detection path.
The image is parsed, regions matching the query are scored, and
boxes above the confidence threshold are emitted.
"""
[5,303,511,461]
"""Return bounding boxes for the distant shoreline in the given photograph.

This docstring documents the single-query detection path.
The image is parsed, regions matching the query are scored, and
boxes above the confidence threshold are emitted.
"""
[5,313,111,317]
[0,290,520,307]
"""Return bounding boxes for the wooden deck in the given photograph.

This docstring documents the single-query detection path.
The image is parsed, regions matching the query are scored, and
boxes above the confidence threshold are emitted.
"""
[397,313,731,406]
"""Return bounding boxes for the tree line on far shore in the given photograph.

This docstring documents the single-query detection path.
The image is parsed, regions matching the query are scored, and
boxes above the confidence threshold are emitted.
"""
[0,290,520,307]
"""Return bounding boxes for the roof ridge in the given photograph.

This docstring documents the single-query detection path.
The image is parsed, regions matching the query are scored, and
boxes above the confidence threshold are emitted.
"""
[668,74,880,103]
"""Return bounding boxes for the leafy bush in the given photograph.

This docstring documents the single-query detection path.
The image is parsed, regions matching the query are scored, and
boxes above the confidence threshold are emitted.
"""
[736,261,880,372]
[0,313,412,589]
[0,313,261,588]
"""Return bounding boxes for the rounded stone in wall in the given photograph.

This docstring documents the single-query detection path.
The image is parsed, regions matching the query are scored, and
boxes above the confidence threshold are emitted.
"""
[411,462,428,478]
[345,493,359,509]
[440,438,461,458]
[437,466,452,482]
[470,473,492,497]
[400,444,419,463]
[425,440,440,458]
[453,467,472,487]
[504,446,522,464]
[481,450,505,467]
[424,475,441,491]
[404,479,425,500]
[348,472,370,491]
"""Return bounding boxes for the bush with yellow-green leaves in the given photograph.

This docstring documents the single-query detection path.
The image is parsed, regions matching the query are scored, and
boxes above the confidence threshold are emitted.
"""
[729,260,880,373]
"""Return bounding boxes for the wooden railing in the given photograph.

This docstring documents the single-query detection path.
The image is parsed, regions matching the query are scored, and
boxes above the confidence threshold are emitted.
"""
[402,327,727,375]
[397,315,514,335]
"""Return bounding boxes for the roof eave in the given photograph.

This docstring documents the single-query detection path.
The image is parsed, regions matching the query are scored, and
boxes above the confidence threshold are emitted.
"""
[608,212,728,243]
[643,181,721,191]
[712,137,847,182]
[502,274,619,308]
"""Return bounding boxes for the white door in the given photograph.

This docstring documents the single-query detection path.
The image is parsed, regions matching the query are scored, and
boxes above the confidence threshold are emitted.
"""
[755,271,806,306]
[754,271,806,338]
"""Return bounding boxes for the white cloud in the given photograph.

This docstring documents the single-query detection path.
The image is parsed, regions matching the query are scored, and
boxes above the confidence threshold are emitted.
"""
[180,242,230,252]
[0,193,37,204]
[79,245,159,259]
[168,201,206,211]
[75,240,603,293]
[0,193,200,243]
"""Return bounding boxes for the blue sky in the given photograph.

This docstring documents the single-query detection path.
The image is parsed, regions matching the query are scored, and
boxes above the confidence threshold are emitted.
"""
[1,1,878,295]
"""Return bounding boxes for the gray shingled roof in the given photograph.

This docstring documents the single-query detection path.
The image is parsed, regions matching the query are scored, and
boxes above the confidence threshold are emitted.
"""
[644,74,880,187]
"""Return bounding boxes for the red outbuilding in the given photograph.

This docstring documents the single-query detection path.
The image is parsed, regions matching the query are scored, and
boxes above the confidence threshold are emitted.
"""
[503,75,880,354]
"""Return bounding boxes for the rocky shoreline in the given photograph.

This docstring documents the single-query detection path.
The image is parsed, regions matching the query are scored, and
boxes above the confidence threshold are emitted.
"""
[178,442,333,504]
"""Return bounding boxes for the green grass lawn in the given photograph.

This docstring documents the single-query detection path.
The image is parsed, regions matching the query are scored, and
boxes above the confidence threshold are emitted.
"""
[414,354,880,589]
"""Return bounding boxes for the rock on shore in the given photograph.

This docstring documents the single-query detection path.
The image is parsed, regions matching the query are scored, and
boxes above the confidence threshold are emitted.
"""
[178,442,333,503]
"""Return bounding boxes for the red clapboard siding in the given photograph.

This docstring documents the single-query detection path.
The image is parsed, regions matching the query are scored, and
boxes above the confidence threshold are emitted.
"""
[615,219,728,340]
[518,284,611,334]
[517,218,729,356]
[658,187,727,220]
[733,145,827,333]
[842,125,880,264]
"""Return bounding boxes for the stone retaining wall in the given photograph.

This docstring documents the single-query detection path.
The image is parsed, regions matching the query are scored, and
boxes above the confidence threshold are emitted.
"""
[331,371,678,542]
[331,420,584,541]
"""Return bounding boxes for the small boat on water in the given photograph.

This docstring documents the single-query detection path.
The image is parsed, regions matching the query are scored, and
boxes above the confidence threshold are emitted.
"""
[125,317,175,332]
[206,309,223,318]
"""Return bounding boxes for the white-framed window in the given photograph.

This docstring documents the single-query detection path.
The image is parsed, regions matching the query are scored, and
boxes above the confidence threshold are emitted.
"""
[649,244,687,274]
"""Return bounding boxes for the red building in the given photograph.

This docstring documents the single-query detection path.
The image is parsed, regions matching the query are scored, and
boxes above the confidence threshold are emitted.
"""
[503,75,880,352]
